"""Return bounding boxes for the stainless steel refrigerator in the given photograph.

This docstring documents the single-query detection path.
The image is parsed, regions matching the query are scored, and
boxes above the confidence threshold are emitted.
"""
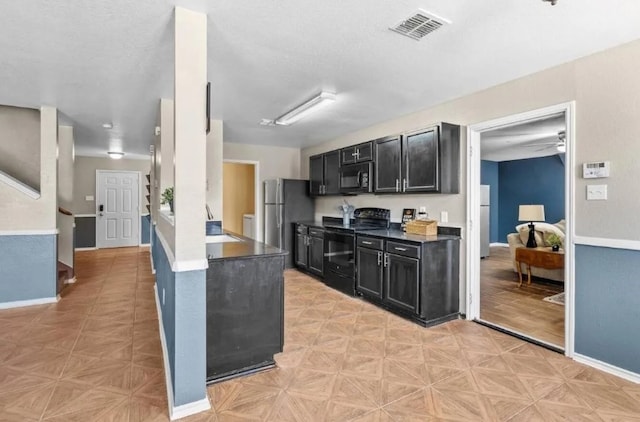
[264,179,315,268]
[480,185,490,258]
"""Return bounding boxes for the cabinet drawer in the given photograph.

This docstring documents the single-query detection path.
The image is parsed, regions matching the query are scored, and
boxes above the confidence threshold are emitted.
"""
[309,228,324,238]
[386,241,420,258]
[357,236,383,250]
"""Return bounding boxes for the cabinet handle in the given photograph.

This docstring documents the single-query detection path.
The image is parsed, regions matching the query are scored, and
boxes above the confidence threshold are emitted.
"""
[321,185,325,195]
[383,253,389,267]
[403,178,407,192]
[395,179,399,192]
[362,241,373,245]
[377,251,382,266]
[394,247,408,251]
[351,152,358,157]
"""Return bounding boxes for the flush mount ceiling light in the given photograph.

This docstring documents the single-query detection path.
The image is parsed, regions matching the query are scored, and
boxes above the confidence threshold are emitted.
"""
[273,91,336,126]
[542,0,558,5]
[102,122,113,129]
[107,151,125,160]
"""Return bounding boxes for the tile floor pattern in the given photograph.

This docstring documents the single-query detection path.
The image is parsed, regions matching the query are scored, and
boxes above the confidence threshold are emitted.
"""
[0,248,639,421]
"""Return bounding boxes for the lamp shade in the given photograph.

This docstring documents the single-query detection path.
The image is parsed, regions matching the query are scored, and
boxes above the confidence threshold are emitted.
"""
[518,205,545,222]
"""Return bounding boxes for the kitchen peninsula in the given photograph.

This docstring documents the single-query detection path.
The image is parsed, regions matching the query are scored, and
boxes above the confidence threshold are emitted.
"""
[205,233,287,383]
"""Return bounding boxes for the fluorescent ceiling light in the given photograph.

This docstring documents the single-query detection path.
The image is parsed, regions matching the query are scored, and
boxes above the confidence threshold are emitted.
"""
[108,151,125,160]
[275,91,336,126]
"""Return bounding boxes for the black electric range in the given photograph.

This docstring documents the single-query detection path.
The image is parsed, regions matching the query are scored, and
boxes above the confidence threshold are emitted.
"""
[322,208,390,296]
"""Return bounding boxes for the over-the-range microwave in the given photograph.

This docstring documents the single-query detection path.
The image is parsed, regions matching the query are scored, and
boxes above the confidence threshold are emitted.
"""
[339,162,373,194]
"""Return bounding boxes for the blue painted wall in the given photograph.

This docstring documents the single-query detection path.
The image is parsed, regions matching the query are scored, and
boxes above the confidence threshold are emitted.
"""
[497,155,565,242]
[575,245,640,374]
[76,215,150,248]
[481,160,499,243]
[152,227,207,407]
[141,215,151,244]
[0,235,57,303]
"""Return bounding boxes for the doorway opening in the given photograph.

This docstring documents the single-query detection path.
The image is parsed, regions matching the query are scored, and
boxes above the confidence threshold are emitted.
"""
[467,103,575,356]
[223,160,259,239]
[95,170,141,249]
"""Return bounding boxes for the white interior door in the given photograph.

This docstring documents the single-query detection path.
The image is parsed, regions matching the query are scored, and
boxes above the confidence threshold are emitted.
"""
[96,170,140,248]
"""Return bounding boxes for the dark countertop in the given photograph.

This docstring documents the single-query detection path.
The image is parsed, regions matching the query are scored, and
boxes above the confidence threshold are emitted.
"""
[358,229,459,244]
[206,232,287,262]
[294,219,461,243]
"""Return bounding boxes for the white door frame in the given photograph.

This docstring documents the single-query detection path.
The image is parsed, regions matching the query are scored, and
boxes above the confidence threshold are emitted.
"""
[466,102,576,357]
[95,169,142,249]
[222,159,261,241]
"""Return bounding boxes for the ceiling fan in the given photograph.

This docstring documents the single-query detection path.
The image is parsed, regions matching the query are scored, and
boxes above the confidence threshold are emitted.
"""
[522,130,566,152]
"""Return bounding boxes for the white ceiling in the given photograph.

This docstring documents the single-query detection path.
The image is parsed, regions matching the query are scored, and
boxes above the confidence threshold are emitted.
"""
[481,113,566,162]
[2,1,640,158]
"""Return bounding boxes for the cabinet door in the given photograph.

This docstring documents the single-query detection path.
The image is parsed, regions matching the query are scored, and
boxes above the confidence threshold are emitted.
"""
[308,236,324,276]
[403,127,439,192]
[374,136,402,193]
[309,155,324,196]
[295,234,308,268]
[323,150,341,195]
[356,247,383,299]
[340,146,357,166]
[355,142,373,162]
[384,254,419,314]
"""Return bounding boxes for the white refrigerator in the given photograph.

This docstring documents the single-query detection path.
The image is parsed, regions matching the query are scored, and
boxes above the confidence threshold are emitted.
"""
[480,185,490,258]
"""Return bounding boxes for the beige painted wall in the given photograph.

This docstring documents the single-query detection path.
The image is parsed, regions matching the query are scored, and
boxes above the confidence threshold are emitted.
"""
[0,107,57,232]
[0,105,41,190]
[222,162,255,234]
[73,156,150,215]
[223,142,301,241]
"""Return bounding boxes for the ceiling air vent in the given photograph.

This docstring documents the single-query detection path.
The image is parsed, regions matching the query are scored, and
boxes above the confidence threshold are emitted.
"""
[390,9,450,41]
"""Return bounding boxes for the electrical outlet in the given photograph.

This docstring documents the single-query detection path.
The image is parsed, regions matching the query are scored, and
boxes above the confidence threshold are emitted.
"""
[440,211,448,223]
[419,206,427,213]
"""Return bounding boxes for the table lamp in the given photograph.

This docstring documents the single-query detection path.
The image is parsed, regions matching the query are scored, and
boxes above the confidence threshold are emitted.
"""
[518,205,545,248]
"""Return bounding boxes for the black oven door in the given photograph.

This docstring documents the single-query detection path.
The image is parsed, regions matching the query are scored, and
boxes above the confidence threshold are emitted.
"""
[339,162,373,194]
[323,229,356,296]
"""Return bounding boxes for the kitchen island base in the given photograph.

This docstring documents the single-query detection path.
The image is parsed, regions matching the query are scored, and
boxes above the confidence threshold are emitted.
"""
[206,246,285,384]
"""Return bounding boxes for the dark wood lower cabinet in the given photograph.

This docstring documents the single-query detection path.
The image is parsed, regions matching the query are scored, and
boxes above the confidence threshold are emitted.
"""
[295,232,308,269]
[308,236,324,275]
[356,235,459,326]
[206,254,284,383]
[356,247,383,298]
[384,253,419,314]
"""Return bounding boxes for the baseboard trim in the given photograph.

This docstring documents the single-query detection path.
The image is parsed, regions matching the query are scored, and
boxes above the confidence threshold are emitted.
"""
[171,398,212,420]
[65,276,77,285]
[0,296,59,309]
[138,243,150,248]
[0,229,58,236]
[574,353,640,384]
[75,247,97,251]
[153,285,210,420]
[490,242,509,247]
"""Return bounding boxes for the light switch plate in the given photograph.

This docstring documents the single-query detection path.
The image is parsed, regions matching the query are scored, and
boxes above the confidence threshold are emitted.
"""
[587,184,607,200]
[85,195,94,201]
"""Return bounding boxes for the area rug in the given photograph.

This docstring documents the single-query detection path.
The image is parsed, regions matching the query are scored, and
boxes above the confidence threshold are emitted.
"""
[543,292,565,306]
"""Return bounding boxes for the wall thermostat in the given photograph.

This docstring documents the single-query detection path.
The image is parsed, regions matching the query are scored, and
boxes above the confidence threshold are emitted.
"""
[583,161,610,178]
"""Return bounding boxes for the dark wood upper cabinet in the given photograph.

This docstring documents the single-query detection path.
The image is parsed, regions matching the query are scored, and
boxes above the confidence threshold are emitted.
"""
[374,135,402,193]
[309,154,324,196]
[403,127,439,192]
[310,122,459,196]
[309,151,340,196]
[341,141,373,165]
[323,150,340,195]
